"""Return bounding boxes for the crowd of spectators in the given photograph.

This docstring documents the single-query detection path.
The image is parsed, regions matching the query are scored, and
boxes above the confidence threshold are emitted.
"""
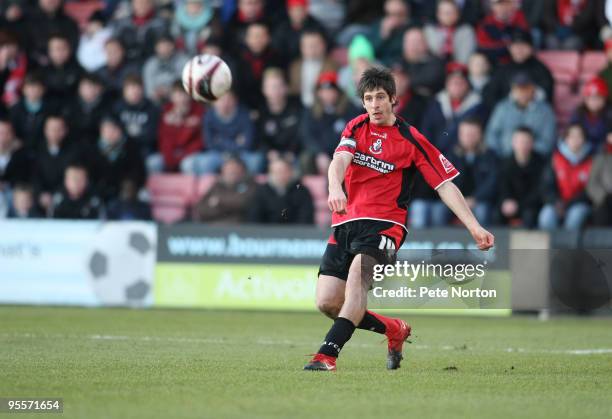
[1,0,612,230]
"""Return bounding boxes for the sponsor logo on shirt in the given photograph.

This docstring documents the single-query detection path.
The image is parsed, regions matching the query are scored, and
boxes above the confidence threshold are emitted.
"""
[353,151,395,174]
[439,154,455,174]
[369,139,383,155]
[370,131,388,139]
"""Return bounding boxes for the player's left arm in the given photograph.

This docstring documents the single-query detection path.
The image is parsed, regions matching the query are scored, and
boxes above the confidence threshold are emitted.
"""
[437,182,495,251]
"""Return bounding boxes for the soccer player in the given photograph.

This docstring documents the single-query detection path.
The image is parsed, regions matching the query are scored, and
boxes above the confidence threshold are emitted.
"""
[304,67,495,371]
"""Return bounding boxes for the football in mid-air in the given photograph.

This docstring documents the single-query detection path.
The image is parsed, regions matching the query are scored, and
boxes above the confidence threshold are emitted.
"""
[182,54,232,102]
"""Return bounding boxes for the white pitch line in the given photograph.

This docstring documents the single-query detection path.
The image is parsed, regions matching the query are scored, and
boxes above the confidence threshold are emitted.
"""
[2,333,612,356]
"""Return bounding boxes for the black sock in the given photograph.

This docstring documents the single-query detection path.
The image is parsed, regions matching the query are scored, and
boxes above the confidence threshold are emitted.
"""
[357,311,386,335]
[317,317,356,358]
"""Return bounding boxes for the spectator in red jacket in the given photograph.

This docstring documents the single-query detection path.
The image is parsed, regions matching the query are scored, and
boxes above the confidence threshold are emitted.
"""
[539,123,593,230]
[148,81,204,173]
[476,0,529,65]
[0,30,27,108]
[571,77,612,150]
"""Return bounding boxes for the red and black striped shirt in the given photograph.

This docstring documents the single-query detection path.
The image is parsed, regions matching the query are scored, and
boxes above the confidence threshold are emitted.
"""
[333,114,460,230]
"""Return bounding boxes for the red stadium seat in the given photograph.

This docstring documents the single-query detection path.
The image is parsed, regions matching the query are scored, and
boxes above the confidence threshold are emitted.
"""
[537,51,580,85]
[195,174,218,201]
[147,174,197,205]
[300,175,327,201]
[579,51,608,83]
[554,84,582,129]
[152,205,187,224]
[63,1,104,30]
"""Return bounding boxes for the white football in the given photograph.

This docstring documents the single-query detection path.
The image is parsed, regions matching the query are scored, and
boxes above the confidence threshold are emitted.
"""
[182,54,232,102]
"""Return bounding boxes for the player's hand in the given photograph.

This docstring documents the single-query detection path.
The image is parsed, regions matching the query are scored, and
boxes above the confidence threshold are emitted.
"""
[328,187,347,214]
[470,226,495,251]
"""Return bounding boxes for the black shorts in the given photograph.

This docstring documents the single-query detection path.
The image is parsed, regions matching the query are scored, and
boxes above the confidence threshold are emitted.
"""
[318,220,407,281]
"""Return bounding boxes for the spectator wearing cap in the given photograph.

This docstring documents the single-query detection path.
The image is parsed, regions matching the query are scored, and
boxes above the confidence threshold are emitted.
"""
[476,0,529,65]
[539,123,593,230]
[111,0,170,64]
[391,64,428,128]
[587,129,612,225]
[424,0,476,65]
[24,0,80,66]
[288,29,336,107]
[483,29,554,110]
[90,115,146,202]
[400,26,445,97]
[368,0,412,66]
[77,11,112,73]
[43,33,84,102]
[497,127,546,228]
[421,62,486,153]
[148,81,205,173]
[65,73,113,145]
[142,34,189,104]
[485,72,556,158]
[234,21,284,110]
[255,68,303,163]
[0,30,27,108]
[599,39,612,94]
[338,35,379,106]
[172,0,222,55]
[182,89,263,175]
[299,71,361,175]
[571,77,612,150]
[112,74,160,159]
[95,38,141,101]
[9,73,56,149]
[542,0,600,50]
[273,0,326,65]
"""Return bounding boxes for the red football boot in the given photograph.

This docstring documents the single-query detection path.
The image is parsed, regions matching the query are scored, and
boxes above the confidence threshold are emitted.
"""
[303,353,337,371]
[385,318,411,370]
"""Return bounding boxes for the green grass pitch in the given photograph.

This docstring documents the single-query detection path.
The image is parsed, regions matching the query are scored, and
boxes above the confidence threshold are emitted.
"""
[1,306,612,419]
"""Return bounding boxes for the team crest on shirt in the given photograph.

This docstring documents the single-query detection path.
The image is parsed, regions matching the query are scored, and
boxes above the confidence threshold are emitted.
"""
[369,139,383,155]
[439,154,455,174]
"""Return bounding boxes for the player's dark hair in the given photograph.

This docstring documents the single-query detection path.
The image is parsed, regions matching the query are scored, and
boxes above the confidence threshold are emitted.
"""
[514,126,534,139]
[357,66,396,102]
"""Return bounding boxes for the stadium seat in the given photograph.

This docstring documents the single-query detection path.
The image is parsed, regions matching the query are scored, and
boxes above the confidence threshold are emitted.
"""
[147,174,197,207]
[580,51,608,84]
[554,84,582,128]
[300,175,327,201]
[537,51,580,85]
[63,1,104,30]
[152,205,187,224]
[195,174,218,201]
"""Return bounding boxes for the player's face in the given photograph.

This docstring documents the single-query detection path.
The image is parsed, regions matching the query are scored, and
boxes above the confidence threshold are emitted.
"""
[362,88,396,126]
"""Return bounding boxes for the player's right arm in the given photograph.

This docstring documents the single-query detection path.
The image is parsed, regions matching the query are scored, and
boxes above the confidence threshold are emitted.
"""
[328,152,352,214]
